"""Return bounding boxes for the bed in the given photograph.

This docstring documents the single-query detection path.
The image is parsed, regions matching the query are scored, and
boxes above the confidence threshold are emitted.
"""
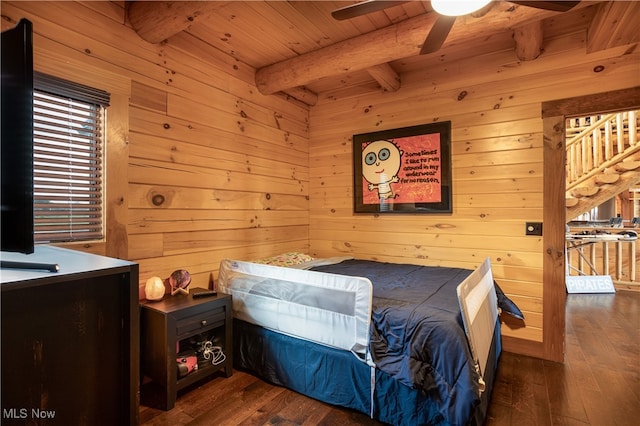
[218,255,520,426]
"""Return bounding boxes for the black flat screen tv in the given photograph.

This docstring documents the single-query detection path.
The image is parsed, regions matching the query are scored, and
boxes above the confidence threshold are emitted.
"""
[1,19,34,254]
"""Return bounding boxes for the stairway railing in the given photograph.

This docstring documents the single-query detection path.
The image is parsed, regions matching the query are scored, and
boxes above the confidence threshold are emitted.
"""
[566,233,638,289]
[565,111,640,290]
[566,110,638,191]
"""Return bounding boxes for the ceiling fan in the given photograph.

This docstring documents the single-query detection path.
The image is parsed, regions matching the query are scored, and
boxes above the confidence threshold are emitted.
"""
[331,0,580,54]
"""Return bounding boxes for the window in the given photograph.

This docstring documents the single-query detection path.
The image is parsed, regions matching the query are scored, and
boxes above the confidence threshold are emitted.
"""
[33,72,110,244]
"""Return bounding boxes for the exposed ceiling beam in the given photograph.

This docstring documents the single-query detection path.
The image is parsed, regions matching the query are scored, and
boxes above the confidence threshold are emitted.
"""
[126,0,603,101]
[282,86,318,106]
[255,3,565,95]
[255,12,436,96]
[513,20,543,61]
[366,63,401,92]
[127,0,228,44]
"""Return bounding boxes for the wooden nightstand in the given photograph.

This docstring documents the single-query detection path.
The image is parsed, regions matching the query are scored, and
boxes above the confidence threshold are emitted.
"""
[140,289,232,410]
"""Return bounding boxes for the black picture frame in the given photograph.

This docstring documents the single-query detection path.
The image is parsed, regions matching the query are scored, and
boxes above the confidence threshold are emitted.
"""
[353,121,452,214]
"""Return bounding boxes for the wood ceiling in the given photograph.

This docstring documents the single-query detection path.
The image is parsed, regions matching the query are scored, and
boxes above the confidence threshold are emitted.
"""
[127,1,640,105]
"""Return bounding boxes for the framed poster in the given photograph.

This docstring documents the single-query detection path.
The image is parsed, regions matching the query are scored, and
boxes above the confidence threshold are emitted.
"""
[353,121,452,214]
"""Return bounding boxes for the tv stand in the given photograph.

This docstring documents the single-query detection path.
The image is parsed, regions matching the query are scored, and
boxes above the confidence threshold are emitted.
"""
[1,245,140,425]
[0,259,59,272]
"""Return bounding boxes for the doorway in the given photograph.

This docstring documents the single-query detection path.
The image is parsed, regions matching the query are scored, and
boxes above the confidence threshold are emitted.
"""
[541,86,640,362]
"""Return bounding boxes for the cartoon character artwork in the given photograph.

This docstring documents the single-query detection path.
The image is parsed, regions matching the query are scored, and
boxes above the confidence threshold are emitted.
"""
[354,122,450,213]
[361,139,403,202]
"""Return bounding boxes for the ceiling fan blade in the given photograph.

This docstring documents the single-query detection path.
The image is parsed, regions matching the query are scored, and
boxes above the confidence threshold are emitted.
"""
[420,15,456,55]
[509,1,580,12]
[331,0,411,21]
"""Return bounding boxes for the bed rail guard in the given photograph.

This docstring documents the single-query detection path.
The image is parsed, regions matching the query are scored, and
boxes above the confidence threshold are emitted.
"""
[218,259,373,361]
[456,257,498,392]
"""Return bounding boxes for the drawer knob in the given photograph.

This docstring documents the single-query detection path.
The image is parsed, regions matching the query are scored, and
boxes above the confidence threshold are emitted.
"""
[201,320,207,326]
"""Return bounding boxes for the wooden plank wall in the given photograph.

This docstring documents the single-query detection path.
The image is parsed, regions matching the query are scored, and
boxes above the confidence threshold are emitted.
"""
[3,1,639,359]
[308,27,640,352]
[2,1,310,292]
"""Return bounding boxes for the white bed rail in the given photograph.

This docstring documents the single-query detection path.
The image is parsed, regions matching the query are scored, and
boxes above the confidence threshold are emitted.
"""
[456,257,498,390]
[218,259,373,359]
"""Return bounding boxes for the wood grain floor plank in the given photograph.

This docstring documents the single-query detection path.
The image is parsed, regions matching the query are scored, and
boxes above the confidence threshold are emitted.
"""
[543,360,588,423]
[140,291,640,426]
[190,380,287,425]
[484,351,514,425]
[509,355,551,426]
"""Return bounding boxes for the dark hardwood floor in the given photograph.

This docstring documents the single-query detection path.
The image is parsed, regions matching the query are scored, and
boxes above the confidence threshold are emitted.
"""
[140,290,640,425]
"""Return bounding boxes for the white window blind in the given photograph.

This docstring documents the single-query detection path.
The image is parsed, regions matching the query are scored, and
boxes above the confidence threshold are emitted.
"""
[33,73,109,244]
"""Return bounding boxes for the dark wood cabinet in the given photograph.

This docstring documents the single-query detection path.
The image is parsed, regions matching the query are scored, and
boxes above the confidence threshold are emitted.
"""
[140,289,232,410]
[1,245,139,425]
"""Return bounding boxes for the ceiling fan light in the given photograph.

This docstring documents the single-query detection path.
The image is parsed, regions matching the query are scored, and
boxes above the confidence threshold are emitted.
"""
[431,0,492,16]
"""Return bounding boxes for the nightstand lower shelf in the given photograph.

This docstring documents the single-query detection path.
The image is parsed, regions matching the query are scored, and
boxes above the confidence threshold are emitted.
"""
[140,289,232,410]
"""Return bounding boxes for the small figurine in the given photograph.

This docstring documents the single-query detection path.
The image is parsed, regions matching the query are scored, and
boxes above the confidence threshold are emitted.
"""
[169,269,191,296]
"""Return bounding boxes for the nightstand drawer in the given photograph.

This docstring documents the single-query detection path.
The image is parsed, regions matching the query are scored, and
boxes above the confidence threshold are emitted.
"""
[176,309,225,336]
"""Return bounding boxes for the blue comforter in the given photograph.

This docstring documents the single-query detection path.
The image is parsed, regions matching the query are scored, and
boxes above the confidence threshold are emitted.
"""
[311,259,483,425]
